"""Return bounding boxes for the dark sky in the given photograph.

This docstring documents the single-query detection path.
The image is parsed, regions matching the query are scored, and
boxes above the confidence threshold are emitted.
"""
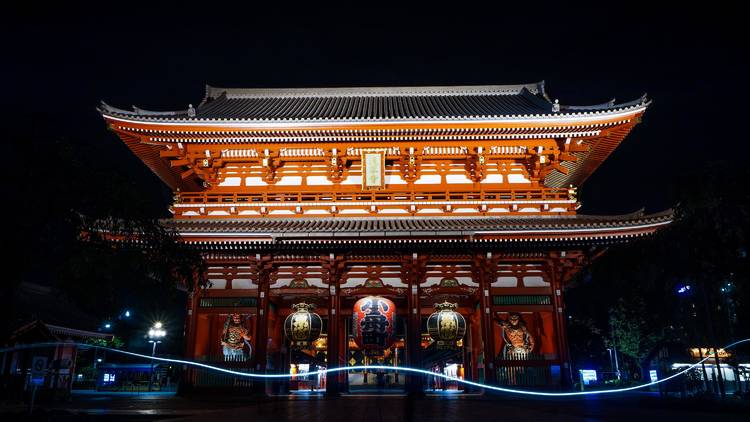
[4,5,746,215]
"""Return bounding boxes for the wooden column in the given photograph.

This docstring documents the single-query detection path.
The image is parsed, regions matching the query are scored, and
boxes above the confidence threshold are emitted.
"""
[182,275,202,390]
[407,278,422,393]
[184,289,200,359]
[326,285,341,394]
[323,254,344,395]
[477,253,497,384]
[404,253,425,395]
[549,257,572,388]
[253,255,272,394]
[327,265,341,394]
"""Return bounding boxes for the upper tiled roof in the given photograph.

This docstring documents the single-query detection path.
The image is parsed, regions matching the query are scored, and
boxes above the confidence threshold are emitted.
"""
[99,82,648,123]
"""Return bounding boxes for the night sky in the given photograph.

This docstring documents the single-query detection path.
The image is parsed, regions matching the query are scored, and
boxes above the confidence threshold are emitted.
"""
[4,5,746,215]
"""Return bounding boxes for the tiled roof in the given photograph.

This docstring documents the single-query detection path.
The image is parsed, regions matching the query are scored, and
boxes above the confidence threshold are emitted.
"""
[46,324,113,341]
[194,87,553,120]
[99,83,648,122]
[10,320,114,343]
[166,210,673,238]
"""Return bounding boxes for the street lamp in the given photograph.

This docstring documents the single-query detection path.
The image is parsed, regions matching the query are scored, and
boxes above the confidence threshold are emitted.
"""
[676,284,692,295]
[606,347,620,381]
[147,322,166,391]
[609,321,621,381]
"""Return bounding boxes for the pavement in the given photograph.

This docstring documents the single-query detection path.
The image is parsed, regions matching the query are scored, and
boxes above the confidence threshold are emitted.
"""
[2,391,749,421]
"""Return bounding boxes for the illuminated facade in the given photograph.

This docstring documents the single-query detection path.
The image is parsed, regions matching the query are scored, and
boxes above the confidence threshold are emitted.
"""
[99,83,671,393]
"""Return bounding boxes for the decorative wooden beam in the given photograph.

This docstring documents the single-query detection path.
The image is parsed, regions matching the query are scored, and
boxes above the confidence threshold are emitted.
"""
[180,168,195,179]
[159,149,183,158]
[170,158,191,167]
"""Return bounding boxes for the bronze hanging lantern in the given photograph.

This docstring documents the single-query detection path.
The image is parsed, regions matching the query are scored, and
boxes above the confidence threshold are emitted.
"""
[427,302,466,349]
[283,303,323,348]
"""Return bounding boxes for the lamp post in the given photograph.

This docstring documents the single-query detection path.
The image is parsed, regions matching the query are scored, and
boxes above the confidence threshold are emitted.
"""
[147,322,166,392]
[697,280,726,398]
[609,321,621,381]
[612,344,621,381]
[677,281,726,396]
[678,283,711,391]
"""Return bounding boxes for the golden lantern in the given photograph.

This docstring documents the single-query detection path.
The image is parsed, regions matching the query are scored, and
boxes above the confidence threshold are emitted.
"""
[283,303,323,348]
[426,302,466,349]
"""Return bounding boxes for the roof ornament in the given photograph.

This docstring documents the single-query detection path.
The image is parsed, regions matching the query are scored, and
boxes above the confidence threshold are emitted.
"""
[552,99,560,113]
[187,104,196,118]
[568,184,577,202]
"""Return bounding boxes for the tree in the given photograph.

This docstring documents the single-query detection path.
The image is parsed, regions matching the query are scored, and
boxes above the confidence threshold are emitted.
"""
[567,316,605,370]
[607,296,663,378]
[567,161,749,384]
[5,114,206,354]
[666,161,750,345]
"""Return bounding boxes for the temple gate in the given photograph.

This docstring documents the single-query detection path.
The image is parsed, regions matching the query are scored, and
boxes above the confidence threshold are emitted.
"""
[99,82,671,393]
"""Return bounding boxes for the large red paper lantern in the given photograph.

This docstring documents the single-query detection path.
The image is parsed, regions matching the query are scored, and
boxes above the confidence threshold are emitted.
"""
[352,296,396,353]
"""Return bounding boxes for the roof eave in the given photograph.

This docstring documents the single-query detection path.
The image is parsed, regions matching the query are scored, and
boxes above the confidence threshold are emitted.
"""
[99,104,648,129]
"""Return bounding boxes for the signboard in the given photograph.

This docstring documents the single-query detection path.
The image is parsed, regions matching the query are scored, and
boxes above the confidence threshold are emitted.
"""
[361,149,386,190]
[31,356,47,386]
[649,370,658,383]
[689,347,731,359]
[579,369,597,385]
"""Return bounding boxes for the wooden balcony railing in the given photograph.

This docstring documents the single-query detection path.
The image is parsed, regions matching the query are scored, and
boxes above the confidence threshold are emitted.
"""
[177,188,572,205]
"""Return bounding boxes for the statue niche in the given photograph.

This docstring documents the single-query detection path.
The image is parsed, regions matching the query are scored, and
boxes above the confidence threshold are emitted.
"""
[496,312,535,358]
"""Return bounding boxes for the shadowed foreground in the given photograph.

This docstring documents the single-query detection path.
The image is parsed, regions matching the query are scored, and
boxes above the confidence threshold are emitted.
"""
[3,392,749,421]
[176,395,747,422]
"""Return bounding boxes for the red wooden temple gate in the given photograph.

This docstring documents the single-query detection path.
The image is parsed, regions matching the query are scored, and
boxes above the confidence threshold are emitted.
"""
[99,82,671,394]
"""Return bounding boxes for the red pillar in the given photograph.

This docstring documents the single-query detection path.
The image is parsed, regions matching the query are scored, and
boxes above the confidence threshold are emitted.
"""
[326,282,341,395]
[181,285,201,391]
[478,257,496,384]
[550,261,572,388]
[253,257,271,394]
[255,284,270,371]
[406,278,423,394]
[403,253,425,395]
[184,290,200,359]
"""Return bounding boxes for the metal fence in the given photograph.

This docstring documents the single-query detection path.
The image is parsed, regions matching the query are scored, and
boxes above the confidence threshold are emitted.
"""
[496,366,552,386]
[184,354,256,390]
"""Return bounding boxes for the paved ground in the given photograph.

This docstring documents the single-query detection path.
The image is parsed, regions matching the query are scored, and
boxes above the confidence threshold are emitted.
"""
[2,391,749,421]
[172,395,750,422]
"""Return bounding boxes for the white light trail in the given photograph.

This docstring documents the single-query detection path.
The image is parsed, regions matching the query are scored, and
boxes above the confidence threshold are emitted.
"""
[3,339,746,397]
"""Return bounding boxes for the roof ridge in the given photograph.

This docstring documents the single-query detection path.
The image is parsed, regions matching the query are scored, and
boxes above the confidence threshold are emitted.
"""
[98,101,188,117]
[205,82,547,99]
[561,98,616,111]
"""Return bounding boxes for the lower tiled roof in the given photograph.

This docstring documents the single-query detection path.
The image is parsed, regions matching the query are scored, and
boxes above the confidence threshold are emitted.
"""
[166,209,673,238]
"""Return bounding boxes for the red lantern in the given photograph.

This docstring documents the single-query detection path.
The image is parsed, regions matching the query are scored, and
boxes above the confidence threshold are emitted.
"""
[352,296,396,353]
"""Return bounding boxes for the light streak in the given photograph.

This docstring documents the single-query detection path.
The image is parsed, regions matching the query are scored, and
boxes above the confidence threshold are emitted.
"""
[3,339,747,397]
